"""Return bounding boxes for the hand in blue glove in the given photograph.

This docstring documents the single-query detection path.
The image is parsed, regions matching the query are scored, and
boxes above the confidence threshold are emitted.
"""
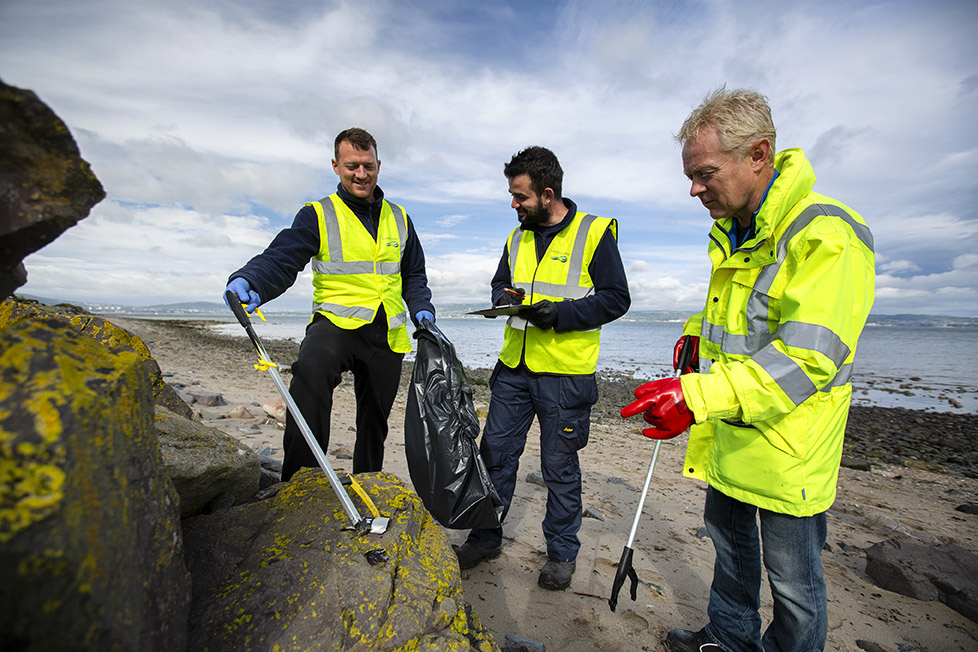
[415,310,435,325]
[225,278,261,313]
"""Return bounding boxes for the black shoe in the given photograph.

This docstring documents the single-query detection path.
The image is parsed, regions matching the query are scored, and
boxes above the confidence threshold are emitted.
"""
[453,541,501,570]
[664,628,722,652]
[537,558,576,590]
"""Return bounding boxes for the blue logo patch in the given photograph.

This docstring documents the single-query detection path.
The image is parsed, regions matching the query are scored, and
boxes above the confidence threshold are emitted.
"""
[386,239,400,248]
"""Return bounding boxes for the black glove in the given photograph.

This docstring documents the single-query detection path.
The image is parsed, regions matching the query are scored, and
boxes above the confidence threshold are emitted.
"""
[521,300,557,330]
[497,286,525,306]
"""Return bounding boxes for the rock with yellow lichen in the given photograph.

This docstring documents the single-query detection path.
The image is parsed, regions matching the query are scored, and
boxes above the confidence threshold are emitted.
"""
[183,469,500,651]
[0,298,195,420]
[0,316,192,650]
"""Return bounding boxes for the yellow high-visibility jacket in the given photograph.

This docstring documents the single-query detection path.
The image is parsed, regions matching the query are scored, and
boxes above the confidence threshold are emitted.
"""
[679,149,875,516]
[306,193,412,353]
[499,212,615,374]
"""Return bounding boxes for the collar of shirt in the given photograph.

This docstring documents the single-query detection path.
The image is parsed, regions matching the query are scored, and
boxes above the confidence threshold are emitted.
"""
[337,183,385,222]
[731,169,779,249]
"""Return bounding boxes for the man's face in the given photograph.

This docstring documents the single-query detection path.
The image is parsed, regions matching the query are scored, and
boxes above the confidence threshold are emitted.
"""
[508,173,548,225]
[682,126,759,223]
[332,140,380,199]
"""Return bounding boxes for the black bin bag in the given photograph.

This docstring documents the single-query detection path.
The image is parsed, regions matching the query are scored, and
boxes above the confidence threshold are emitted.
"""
[405,319,504,530]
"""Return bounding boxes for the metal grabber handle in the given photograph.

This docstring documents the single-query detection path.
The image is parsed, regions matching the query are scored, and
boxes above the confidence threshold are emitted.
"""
[225,291,381,534]
[609,337,695,612]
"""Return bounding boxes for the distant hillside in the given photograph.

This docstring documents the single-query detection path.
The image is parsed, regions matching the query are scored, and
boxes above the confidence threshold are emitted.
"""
[13,295,978,327]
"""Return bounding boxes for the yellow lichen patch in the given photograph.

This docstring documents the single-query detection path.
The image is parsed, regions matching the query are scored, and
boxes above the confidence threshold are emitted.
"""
[0,456,67,543]
[260,532,293,567]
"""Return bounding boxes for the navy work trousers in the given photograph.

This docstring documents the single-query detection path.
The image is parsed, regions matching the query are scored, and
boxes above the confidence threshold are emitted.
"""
[467,364,598,561]
[281,312,404,481]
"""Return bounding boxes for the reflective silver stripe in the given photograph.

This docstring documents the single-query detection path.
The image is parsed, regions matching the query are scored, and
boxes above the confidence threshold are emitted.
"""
[532,281,591,299]
[779,320,850,367]
[311,260,401,275]
[315,196,344,262]
[705,317,849,360]
[509,229,523,272]
[506,315,528,330]
[388,310,407,329]
[821,363,853,391]
[388,202,408,248]
[824,204,874,253]
[312,302,376,321]
[701,320,776,356]
[566,213,597,284]
[752,345,817,406]
[311,260,375,275]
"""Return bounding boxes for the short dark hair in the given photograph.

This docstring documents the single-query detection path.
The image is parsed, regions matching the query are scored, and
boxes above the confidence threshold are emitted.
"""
[504,146,563,198]
[334,127,378,159]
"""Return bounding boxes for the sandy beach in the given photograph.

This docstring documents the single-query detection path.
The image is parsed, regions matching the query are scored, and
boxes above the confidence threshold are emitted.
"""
[113,316,978,652]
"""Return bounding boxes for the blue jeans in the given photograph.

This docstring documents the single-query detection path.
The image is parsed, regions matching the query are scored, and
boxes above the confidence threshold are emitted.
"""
[703,486,827,652]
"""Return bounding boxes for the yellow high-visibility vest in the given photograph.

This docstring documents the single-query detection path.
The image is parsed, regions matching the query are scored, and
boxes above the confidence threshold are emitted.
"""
[499,212,615,374]
[306,194,411,353]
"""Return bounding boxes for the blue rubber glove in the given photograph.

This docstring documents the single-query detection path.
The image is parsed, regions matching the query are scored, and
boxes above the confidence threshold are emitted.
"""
[415,310,435,325]
[225,277,261,313]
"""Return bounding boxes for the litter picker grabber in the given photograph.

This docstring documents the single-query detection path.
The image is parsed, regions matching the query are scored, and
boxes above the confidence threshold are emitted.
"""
[224,290,389,536]
[608,339,695,612]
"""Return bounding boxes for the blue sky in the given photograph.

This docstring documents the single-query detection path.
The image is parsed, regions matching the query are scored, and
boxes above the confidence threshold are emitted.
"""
[2,0,976,316]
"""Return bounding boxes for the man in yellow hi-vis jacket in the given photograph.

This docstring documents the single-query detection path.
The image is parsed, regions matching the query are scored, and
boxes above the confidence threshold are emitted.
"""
[623,88,875,652]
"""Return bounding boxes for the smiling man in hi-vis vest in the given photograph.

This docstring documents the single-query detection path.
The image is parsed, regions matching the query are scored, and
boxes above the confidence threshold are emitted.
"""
[623,88,875,652]
[454,146,630,591]
[225,128,435,482]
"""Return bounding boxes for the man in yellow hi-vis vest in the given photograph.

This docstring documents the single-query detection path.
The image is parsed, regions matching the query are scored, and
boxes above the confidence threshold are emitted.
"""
[454,146,630,591]
[623,89,875,652]
[225,128,435,481]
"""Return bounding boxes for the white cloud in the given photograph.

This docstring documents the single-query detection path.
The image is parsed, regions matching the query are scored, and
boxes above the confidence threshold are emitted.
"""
[425,252,500,306]
[3,0,977,317]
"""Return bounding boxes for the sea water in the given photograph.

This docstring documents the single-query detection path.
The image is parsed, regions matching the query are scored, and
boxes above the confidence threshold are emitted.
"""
[211,314,978,414]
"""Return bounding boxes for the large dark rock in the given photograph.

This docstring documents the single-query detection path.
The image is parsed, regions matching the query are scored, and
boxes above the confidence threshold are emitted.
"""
[183,469,499,651]
[0,317,191,650]
[0,79,105,300]
[155,405,260,517]
[865,537,978,623]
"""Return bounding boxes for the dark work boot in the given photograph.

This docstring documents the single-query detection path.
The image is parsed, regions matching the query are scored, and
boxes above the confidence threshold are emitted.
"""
[452,541,501,570]
[537,558,576,590]
[664,628,722,652]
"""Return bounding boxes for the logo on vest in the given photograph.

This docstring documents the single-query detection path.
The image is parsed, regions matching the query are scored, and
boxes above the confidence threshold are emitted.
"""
[385,239,400,248]
[550,250,569,263]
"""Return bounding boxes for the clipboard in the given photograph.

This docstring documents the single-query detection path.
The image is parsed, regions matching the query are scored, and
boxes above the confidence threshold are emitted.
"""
[466,305,526,317]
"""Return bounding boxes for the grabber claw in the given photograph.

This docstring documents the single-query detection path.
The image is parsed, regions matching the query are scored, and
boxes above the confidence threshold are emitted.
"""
[342,474,390,535]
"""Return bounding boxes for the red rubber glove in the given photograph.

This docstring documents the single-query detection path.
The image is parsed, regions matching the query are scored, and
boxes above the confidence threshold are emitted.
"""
[621,377,694,439]
[673,335,700,375]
